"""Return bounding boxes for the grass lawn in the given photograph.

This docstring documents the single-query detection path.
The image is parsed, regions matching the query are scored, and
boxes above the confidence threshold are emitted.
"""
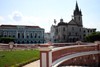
[0,49,40,67]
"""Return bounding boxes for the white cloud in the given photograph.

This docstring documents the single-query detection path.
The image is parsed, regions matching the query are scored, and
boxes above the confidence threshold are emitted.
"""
[0,16,5,21]
[8,11,56,32]
[12,11,23,21]
[9,11,23,21]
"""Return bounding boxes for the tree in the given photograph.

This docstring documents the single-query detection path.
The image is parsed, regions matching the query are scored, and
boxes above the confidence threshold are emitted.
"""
[0,37,15,43]
[85,32,100,42]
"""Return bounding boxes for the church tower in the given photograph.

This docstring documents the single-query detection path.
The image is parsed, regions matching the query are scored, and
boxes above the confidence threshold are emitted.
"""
[73,1,83,27]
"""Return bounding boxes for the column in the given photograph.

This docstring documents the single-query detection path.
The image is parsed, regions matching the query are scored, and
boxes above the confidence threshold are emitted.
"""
[39,43,52,67]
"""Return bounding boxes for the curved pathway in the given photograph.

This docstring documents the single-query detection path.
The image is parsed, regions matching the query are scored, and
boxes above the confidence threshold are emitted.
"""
[23,60,40,67]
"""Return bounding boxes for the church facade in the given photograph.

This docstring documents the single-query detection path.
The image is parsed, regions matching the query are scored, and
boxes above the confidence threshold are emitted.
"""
[52,2,96,43]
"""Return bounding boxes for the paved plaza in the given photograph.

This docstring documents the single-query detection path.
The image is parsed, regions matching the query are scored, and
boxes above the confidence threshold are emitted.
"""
[23,60,90,67]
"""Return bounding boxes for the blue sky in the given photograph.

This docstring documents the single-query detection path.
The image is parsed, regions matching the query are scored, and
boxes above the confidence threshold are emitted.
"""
[0,0,100,32]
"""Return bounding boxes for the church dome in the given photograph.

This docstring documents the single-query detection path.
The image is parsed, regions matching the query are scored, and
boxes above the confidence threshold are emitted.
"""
[60,18,63,22]
[58,18,67,26]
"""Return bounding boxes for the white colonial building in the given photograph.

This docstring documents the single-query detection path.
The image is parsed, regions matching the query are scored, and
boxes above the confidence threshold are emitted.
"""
[50,25,56,43]
[51,1,96,43]
[44,33,51,43]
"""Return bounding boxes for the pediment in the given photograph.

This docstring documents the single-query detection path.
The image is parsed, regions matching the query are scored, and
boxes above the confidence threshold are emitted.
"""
[68,19,78,25]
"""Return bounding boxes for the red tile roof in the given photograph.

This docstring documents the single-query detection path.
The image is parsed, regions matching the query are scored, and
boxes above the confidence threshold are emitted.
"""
[0,25,40,28]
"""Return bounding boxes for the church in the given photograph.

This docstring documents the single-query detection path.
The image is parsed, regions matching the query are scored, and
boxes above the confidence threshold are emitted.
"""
[50,1,96,43]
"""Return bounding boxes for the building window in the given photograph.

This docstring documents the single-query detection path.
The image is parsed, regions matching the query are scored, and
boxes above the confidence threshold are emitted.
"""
[38,32,40,38]
[22,32,24,38]
[88,30,89,32]
[18,41,20,44]
[56,29,58,32]
[22,41,24,44]
[38,41,40,44]
[30,33,33,38]
[76,38,79,41]
[4,35,6,37]
[13,35,15,37]
[31,41,33,44]
[27,41,29,44]
[79,16,80,20]
[8,32,11,37]
[80,28,81,32]
[4,32,7,35]
[69,32,71,35]
[76,33,77,35]
[34,33,37,38]
[53,36,54,38]
[0,32,2,36]
[93,30,95,32]
[4,32,7,37]
[27,32,29,38]
[0,32,1,35]
[63,35,66,40]
[84,31,85,33]
[18,32,20,38]
[72,27,74,30]
[63,27,65,31]
[34,41,37,44]
[13,32,15,37]
[59,28,60,32]
[84,34,86,37]
[80,35,81,39]
[74,17,76,20]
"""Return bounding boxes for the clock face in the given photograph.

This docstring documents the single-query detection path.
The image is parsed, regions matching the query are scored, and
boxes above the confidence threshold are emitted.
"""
[72,31,74,34]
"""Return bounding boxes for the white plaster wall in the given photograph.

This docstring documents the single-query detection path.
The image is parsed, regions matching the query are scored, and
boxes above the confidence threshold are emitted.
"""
[42,53,47,67]
[49,51,52,67]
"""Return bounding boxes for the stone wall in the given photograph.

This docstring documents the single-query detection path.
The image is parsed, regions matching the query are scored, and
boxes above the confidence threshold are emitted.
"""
[58,53,100,67]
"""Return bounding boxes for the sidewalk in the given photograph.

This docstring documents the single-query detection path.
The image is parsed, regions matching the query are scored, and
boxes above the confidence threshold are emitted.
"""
[23,60,40,67]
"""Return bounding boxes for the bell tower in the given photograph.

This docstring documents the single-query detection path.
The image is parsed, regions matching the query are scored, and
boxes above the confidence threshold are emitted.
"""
[73,1,83,27]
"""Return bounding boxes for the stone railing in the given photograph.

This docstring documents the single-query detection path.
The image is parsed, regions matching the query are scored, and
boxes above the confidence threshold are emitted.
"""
[39,41,100,67]
[0,42,39,49]
[52,44,97,62]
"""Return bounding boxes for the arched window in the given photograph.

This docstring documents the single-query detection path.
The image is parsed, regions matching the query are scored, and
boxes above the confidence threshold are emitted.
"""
[38,41,40,44]
[18,41,20,44]
[34,41,37,44]
[13,32,15,37]
[22,41,24,44]
[31,41,33,44]
[27,41,29,44]
[8,32,11,37]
